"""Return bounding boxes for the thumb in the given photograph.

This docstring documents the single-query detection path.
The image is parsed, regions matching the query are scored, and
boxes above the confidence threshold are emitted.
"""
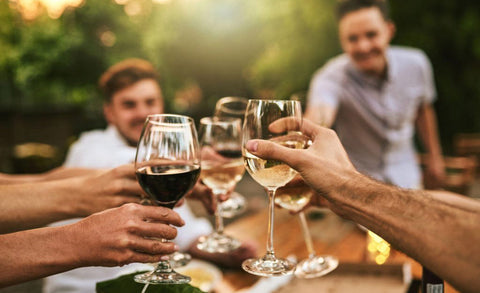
[245,139,299,168]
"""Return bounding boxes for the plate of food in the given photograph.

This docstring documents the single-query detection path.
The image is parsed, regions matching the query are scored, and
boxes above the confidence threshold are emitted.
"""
[175,259,223,292]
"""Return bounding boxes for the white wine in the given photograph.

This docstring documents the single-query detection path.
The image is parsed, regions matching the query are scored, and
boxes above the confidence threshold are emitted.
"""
[243,137,306,189]
[201,159,245,191]
[275,183,313,212]
[244,151,297,189]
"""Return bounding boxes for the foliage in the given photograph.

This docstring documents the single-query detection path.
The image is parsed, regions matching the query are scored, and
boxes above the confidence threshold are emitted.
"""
[1,0,480,152]
[390,0,480,152]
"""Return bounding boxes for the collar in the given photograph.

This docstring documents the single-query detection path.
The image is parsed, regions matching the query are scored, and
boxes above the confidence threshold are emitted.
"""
[346,47,396,89]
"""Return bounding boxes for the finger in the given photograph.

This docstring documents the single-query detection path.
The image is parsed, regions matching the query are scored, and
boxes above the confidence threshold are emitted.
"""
[133,204,185,227]
[131,240,178,256]
[112,164,137,179]
[138,222,178,240]
[128,251,173,264]
[245,139,301,169]
[268,117,302,133]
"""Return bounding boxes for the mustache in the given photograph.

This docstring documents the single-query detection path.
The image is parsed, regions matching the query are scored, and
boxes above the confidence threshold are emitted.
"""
[130,120,147,128]
[353,49,382,60]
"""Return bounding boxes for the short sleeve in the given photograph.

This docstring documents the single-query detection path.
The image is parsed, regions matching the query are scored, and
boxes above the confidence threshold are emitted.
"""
[307,61,344,110]
[417,50,437,104]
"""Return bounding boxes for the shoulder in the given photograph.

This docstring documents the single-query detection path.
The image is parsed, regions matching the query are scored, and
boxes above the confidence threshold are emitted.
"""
[390,46,431,69]
[311,54,350,83]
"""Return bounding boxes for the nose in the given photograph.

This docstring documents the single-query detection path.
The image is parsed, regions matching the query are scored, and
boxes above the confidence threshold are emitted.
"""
[355,37,372,54]
[135,104,155,120]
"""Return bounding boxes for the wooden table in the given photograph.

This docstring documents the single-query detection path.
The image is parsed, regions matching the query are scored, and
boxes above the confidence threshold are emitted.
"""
[215,207,458,293]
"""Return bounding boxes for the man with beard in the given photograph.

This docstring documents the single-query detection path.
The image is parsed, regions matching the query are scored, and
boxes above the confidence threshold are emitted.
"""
[305,0,445,190]
[44,59,256,293]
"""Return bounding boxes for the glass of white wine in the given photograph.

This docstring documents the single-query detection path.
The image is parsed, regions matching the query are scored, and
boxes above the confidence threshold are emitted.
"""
[275,179,339,278]
[242,99,305,276]
[196,117,243,253]
[213,96,249,218]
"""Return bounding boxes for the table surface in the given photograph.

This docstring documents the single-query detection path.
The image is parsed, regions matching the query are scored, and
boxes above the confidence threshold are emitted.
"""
[214,206,458,293]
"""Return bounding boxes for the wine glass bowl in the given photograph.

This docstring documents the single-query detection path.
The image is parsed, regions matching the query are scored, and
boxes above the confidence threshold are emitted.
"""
[241,99,305,276]
[134,114,200,285]
[276,178,339,278]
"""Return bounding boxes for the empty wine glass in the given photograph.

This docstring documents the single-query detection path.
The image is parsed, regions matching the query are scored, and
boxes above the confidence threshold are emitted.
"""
[242,99,305,276]
[196,117,244,253]
[276,180,339,278]
[134,114,200,284]
[213,96,249,218]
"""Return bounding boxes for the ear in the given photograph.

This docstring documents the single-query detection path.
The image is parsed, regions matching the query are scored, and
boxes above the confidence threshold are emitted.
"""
[387,21,396,41]
[103,103,114,124]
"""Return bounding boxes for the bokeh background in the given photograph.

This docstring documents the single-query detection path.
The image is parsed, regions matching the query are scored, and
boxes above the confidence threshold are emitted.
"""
[1,0,480,173]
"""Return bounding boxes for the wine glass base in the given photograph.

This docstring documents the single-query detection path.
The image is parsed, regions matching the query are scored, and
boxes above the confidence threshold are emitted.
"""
[168,251,192,268]
[196,233,241,253]
[134,271,191,284]
[242,257,296,276]
[294,255,339,279]
[219,192,247,218]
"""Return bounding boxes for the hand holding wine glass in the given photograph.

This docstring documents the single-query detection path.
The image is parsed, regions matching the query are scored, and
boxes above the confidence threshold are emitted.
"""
[134,114,200,285]
[242,99,305,276]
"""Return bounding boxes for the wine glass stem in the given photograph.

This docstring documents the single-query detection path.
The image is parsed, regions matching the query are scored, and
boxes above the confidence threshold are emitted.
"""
[299,211,316,258]
[214,191,225,234]
[154,260,174,274]
[266,188,277,257]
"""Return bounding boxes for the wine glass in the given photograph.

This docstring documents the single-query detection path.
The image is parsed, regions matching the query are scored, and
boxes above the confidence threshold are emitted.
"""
[242,99,305,276]
[134,114,201,284]
[196,117,244,253]
[213,96,249,218]
[275,180,339,278]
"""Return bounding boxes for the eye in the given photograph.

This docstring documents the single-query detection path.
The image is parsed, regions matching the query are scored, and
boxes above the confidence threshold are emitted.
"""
[366,31,378,39]
[348,35,358,43]
[122,101,136,109]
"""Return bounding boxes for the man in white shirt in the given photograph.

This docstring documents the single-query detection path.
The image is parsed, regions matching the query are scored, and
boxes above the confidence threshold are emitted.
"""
[44,59,256,293]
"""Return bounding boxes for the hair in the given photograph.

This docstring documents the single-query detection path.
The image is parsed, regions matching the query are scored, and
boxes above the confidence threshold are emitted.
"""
[336,0,390,21]
[98,58,160,103]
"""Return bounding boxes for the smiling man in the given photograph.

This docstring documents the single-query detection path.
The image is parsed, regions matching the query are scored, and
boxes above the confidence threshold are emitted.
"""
[305,0,445,190]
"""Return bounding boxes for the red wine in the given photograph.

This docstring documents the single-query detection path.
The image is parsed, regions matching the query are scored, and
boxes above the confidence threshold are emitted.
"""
[136,164,200,209]
[217,149,242,159]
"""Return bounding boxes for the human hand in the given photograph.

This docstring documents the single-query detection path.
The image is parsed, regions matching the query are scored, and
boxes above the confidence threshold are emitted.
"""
[70,203,185,267]
[72,164,144,217]
[186,182,217,214]
[245,118,358,206]
[423,155,446,189]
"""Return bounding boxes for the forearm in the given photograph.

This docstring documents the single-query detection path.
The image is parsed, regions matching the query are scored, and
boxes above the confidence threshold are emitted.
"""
[416,105,443,157]
[329,172,480,292]
[0,226,80,288]
[0,180,81,233]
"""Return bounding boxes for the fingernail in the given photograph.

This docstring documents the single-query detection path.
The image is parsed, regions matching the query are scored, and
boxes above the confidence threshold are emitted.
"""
[160,255,170,261]
[246,140,258,152]
[174,244,180,251]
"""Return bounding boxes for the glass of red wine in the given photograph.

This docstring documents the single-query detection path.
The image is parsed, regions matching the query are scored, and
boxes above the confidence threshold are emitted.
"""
[134,114,201,285]
[196,117,243,253]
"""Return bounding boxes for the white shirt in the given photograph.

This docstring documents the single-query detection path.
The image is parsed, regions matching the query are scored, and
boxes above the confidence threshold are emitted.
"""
[308,46,436,188]
[43,125,212,293]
